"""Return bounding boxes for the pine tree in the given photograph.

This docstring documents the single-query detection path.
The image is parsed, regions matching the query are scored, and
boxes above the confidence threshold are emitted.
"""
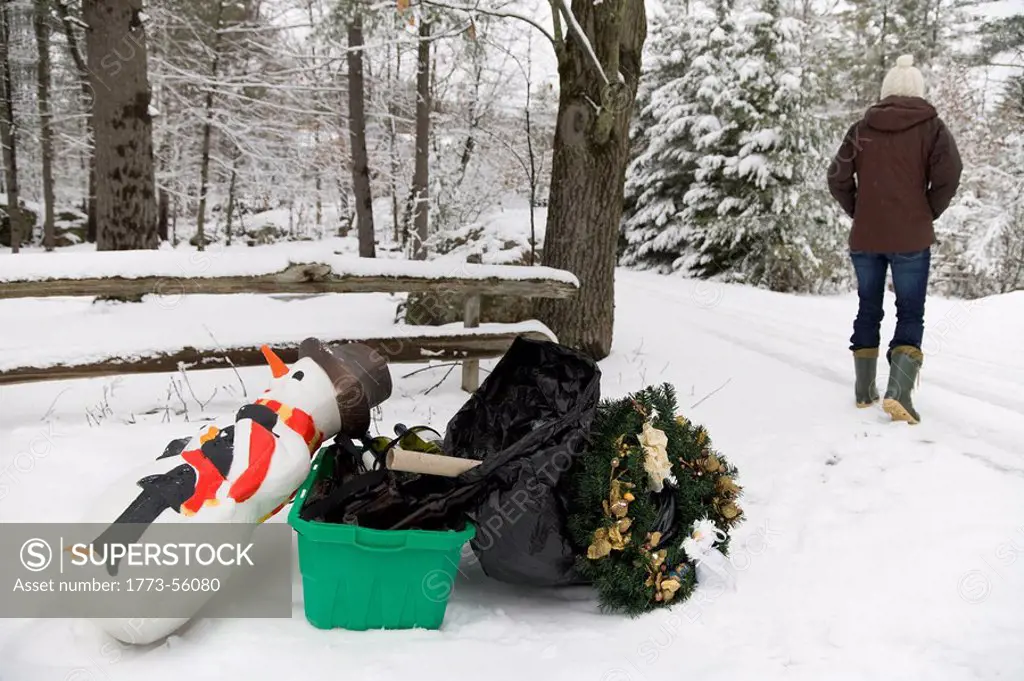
[976,14,1023,64]
[620,2,721,270]
[928,62,1024,296]
[666,7,750,278]
[978,78,1024,294]
[991,129,1024,292]
[621,0,845,291]
[681,0,843,291]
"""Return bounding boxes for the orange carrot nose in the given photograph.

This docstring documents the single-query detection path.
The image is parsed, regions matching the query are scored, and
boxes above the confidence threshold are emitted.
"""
[260,345,289,378]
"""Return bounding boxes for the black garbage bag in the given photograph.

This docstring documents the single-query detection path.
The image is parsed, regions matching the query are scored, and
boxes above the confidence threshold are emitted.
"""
[297,337,601,587]
[443,336,601,587]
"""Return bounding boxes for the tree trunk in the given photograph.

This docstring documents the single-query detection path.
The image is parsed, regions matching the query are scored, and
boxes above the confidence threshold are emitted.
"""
[195,0,225,252]
[157,187,169,241]
[336,177,352,236]
[55,0,97,243]
[411,21,431,260]
[195,88,216,249]
[348,15,375,258]
[84,0,158,250]
[387,40,401,243]
[86,156,97,242]
[454,51,483,191]
[525,39,538,267]
[534,0,646,360]
[314,123,323,231]
[225,154,238,246]
[306,0,322,232]
[0,0,25,253]
[155,125,171,244]
[171,195,179,245]
[34,0,56,251]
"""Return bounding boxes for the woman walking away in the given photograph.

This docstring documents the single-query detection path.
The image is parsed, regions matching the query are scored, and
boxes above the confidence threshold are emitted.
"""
[827,55,963,424]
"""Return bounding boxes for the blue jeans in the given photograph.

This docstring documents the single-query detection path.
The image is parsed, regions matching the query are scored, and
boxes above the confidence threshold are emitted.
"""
[850,249,930,357]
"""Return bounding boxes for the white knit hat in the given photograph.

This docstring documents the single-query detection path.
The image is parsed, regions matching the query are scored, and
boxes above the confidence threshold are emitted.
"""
[880,54,926,99]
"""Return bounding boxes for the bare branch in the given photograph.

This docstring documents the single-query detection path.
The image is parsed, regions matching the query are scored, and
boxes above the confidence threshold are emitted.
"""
[417,0,557,47]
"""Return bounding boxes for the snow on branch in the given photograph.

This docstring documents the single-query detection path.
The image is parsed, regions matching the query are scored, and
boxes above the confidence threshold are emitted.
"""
[417,0,556,46]
[552,0,608,85]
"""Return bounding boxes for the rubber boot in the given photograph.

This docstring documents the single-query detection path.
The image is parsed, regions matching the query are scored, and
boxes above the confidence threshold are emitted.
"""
[853,348,880,408]
[883,345,923,424]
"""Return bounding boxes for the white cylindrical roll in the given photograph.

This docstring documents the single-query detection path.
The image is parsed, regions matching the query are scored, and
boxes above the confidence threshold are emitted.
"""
[385,447,482,477]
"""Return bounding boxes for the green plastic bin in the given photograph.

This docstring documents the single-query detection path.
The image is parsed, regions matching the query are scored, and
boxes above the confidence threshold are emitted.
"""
[288,449,476,631]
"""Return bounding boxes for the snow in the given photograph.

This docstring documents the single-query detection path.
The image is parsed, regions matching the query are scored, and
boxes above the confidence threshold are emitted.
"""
[736,153,767,179]
[960,0,1022,96]
[0,293,554,372]
[2,269,1024,680]
[744,129,780,150]
[430,201,547,267]
[0,242,580,288]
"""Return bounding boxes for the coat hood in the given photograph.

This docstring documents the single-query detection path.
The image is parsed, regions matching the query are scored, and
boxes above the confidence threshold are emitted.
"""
[864,96,937,132]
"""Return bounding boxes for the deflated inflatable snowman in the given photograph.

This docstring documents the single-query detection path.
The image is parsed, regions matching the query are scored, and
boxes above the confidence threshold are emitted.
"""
[85,338,392,644]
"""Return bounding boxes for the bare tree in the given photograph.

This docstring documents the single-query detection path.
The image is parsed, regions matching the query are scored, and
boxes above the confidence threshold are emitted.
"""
[492,35,544,265]
[158,179,169,240]
[224,151,238,244]
[348,10,375,257]
[34,0,55,251]
[305,0,324,230]
[523,41,539,266]
[55,0,97,243]
[194,0,226,251]
[0,0,26,253]
[410,20,431,259]
[385,36,402,242]
[147,0,341,244]
[84,0,159,250]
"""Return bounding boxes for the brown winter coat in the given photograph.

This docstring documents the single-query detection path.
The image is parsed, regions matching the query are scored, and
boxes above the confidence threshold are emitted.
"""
[827,96,963,254]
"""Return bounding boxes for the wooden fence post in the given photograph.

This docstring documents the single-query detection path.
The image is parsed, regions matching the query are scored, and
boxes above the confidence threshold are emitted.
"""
[461,293,481,392]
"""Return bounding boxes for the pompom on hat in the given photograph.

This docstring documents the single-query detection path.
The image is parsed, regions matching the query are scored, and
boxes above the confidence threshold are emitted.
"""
[880,54,926,100]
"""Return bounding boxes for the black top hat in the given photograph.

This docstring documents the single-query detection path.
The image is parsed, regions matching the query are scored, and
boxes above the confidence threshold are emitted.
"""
[298,338,393,437]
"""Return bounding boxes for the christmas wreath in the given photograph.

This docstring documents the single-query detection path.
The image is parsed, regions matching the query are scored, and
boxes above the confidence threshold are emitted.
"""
[567,384,743,615]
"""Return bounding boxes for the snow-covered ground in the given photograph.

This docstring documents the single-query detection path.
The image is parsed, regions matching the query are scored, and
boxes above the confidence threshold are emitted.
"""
[1,269,1023,681]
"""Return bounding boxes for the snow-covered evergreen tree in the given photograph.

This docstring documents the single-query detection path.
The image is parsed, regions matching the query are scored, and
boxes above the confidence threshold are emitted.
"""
[977,14,1024,64]
[681,0,844,291]
[620,1,723,271]
[990,127,1024,292]
[929,63,1024,297]
[621,0,846,291]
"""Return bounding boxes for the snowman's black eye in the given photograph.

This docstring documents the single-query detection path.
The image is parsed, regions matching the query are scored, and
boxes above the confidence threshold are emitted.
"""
[292,371,305,381]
